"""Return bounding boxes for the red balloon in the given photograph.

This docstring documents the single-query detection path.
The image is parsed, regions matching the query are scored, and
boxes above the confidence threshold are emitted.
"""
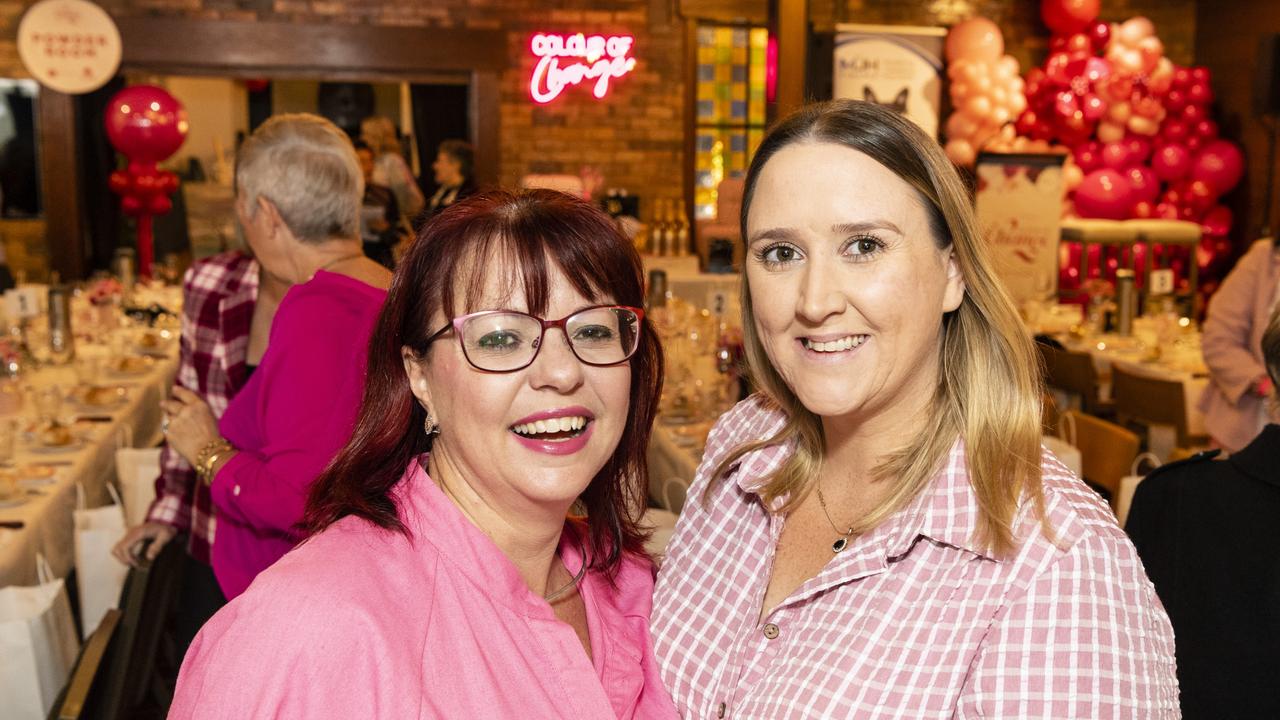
[1162,119,1189,143]
[1081,93,1106,121]
[1187,82,1213,106]
[158,171,180,194]
[1074,168,1135,219]
[1185,179,1217,213]
[1055,90,1081,117]
[1178,205,1198,221]
[1182,103,1205,124]
[1165,88,1188,113]
[1046,52,1074,85]
[121,195,144,216]
[148,195,174,215]
[1191,66,1211,84]
[1192,139,1245,195]
[1172,67,1193,89]
[1194,119,1219,140]
[1186,134,1205,153]
[1132,200,1155,218]
[132,172,161,196]
[1125,137,1153,163]
[107,170,131,195]
[1087,20,1111,50]
[1125,165,1160,202]
[1201,204,1233,236]
[1152,143,1192,182]
[104,86,188,164]
[1155,201,1180,219]
[1074,147,1103,173]
[1100,142,1130,169]
[1042,0,1101,36]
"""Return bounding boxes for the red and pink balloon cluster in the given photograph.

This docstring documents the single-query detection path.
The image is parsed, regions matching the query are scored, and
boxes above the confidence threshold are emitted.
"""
[104,85,188,278]
[943,18,1028,166]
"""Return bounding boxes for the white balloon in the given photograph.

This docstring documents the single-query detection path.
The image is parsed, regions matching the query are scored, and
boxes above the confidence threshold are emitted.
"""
[1009,93,1027,115]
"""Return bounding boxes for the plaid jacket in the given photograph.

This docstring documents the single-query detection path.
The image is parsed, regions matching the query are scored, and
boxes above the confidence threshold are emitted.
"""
[145,252,259,564]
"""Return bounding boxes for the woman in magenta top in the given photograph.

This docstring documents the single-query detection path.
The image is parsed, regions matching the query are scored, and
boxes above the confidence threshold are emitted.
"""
[161,114,391,599]
[170,189,678,718]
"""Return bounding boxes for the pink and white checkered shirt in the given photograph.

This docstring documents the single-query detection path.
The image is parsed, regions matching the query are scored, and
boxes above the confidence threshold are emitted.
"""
[652,396,1179,719]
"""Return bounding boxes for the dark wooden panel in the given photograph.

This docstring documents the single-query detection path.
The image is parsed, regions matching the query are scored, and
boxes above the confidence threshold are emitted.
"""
[118,18,506,75]
[38,90,85,281]
[470,71,501,187]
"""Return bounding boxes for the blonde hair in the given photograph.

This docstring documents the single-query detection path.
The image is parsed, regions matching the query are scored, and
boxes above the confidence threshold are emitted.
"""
[712,100,1046,556]
[360,116,401,157]
[235,113,362,243]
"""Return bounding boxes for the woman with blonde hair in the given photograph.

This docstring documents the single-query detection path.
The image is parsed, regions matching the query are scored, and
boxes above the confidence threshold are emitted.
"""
[651,100,1177,718]
[360,115,425,221]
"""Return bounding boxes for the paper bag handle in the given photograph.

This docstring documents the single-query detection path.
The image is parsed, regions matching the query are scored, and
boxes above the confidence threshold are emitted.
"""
[1130,451,1162,477]
[36,552,54,585]
[1057,412,1077,447]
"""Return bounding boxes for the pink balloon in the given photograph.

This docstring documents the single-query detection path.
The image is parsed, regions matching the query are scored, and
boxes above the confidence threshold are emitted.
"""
[1042,0,1101,36]
[1173,67,1193,89]
[1185,179,1217,213]
[1155,202,1180,219]
[1192,139,1245,195]
[1194,119,1219,140]
[1083,57,1112,84]
[1182,103,1205,124]
[1045,52,1074,85]
[1074,168,1135,219]
[1074,147,1103,172]
[1132,200,1155,218]
[1087,20,1111,51]
[104,86,188,164]
[1100,142,1130,169]
[1125,165,1160,202]
[1201,204,1233,236]
[946,17,1004,63]
[1152,143,1192,182]
[1165,89,1188,112]
[1186,134,1205,153]
[1187,82,1213,106]
[1055,90,1080,118]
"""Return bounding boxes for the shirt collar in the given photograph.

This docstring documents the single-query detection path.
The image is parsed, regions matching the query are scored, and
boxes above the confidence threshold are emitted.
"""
[394,457,586,616]
[732,428,995,562]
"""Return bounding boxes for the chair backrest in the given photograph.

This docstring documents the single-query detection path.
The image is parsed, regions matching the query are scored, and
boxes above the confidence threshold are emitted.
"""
[49,610,121,720]
[69,537,186,720]
[1062,410,1140,496]
[1111,364,1190,444]
[1041,344,1103,411]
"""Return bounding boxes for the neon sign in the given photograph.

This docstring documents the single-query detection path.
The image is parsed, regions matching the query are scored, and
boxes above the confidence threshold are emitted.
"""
[530,32,637,104]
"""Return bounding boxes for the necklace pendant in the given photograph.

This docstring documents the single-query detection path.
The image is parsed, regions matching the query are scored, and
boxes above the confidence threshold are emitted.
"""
[832,537,849,553]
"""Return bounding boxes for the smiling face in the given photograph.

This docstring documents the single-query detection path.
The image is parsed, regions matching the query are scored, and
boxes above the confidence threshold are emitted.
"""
[404,253,632,514]
[744,141,965,430]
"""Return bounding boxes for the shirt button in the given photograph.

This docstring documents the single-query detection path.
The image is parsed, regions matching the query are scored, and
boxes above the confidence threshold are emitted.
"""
[716,702,726,718]
[232,485,241,496]
[762,622,780,639]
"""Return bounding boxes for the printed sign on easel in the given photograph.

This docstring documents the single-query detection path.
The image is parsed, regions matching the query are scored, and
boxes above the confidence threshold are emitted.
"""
[833,24,946,138]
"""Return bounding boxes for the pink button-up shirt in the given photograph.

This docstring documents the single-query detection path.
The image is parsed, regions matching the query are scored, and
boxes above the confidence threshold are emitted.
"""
[652,397,1179,719]
[171,460,679,719]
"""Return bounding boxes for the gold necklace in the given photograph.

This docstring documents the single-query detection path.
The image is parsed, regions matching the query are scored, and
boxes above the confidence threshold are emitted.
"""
[815,483,856,554]
[316,252,364,275]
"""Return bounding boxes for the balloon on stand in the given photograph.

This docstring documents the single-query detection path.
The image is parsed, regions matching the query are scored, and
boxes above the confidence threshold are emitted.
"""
[104,85,188,278]
[1201,204,1233,236]
[1041,0,1101,36]
[1151,143,1192,182]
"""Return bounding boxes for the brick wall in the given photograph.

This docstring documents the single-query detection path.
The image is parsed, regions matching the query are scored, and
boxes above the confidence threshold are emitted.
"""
[1,0,1198,235]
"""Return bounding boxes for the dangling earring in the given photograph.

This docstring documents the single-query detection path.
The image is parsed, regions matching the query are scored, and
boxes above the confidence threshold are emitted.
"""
[423,412,441,437]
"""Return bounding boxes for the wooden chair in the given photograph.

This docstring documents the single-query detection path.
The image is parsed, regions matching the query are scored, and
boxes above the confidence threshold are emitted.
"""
[47,537,186,720]
[1061,410,1141,504]
[1111,364,1209,458]
[47,610,121,720]
[1040,343,1112,416]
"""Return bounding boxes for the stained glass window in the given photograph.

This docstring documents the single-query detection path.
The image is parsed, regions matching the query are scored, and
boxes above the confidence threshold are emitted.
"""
[694,24,768,221]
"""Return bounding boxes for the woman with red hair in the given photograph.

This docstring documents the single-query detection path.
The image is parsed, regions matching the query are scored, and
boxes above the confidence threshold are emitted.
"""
[170,189,677,719]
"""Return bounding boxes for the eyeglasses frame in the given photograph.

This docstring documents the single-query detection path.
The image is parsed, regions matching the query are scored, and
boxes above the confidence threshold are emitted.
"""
[423,304,646,373]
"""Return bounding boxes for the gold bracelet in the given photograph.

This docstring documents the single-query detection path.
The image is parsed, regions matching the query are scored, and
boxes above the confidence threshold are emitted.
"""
[195,438,233,482]
[201,447,237,485]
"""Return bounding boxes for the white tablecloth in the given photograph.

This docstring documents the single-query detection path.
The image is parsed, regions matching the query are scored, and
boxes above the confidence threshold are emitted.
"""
[647,423,704,514]
[0,352,179,587]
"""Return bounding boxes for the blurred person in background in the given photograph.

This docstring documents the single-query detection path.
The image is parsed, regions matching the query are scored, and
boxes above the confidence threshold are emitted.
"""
[1198,237,1280,452]
[424,139,477,220]
[159,113,390,601]
[354,139,405,270]
[359,115,425,225]
[1127,303,1280,719]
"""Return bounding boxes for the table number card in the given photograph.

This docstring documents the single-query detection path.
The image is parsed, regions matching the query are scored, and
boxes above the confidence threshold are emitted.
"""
[1149,268,1175,295]
[4,288,43,321]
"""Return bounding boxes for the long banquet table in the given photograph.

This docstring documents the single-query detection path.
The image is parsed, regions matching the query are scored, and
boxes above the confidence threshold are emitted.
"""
[0,346,179,588]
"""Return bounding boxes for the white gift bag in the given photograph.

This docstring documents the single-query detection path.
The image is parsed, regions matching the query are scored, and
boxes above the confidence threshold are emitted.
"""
[74,483,128,640]
[114,447,161,528]
[0,555,81,719]
[1114,452,1162,528]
